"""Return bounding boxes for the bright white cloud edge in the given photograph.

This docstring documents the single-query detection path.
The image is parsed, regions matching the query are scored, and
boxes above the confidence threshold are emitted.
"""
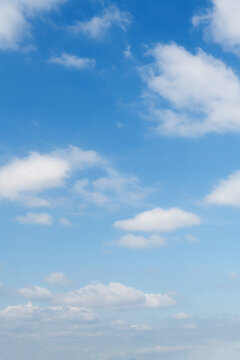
[114,207,201,233]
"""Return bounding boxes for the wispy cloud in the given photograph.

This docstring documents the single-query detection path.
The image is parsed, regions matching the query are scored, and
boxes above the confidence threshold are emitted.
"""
[44,272,69,286]
[0,146,147,213]
[0,0,68,50]
[70,5,131,40]
[49,53,95,70]
[16,212,54,225]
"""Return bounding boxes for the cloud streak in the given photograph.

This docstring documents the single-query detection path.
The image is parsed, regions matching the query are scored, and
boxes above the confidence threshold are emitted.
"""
[49,53,96,70]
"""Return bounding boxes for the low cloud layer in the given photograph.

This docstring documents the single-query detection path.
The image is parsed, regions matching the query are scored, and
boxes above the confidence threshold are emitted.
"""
[18,282,177,309]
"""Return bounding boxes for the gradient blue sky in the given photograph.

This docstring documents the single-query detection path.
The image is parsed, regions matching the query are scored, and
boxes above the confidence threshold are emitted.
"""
[1,0,240,359]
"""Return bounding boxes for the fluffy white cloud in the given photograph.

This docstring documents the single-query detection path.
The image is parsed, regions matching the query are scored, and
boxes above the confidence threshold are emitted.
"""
[0,146,147,211]
[57,282,176,309]
[17,282,176,309]
[49,53,96,69]
[0,146,103,206]
[19,285,52,299]
[193,0,240,54]
[0,302,97,322]
[115,233,166,249]
[206,170,240,206]
[114,208,200,233]
[142,43,240,137]
[70,5,130,39]
[0,0,68,50]
[44,272,69,286]
[16,212,53,225]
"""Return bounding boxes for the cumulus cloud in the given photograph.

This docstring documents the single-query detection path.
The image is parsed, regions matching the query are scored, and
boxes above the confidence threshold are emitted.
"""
[206,170,240,206]
[44,272,69,286]
[56,282,176,309]
[17,282,176,309]
[0,146,147,210]
[0,0,68,50]
[115,233,166,249]
[70,5,130,39]
[193,0,240,54]
[114,207,200,233]
[16,212,53,225]
[0,146,103,206]
[141,43,240,137]
[49,53,95,70]
[19,285,52,299]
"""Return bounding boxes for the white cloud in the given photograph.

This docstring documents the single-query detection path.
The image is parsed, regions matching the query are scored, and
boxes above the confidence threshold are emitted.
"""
[49,53,95,70]
[57,282,176,309]
[141,43,240,137]
[193,0,240,54]
[173,312,192,320]
[16,212,53,225]
[0,146,147,212]
[124,44,133,59]
[206,170,240,206]
[0,146,104,206]
[19,285,52,299]
[0,302,97,322]
[114,207,200,233]
[74,174,147,208]
[44,272,69,286]
[115,233,166,249]
[0,0,68,50]
[70,5,130,39]
[17,282,176,309]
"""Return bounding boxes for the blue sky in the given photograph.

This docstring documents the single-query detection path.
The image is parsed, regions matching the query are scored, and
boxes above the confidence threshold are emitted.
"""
[2,0,240,359]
